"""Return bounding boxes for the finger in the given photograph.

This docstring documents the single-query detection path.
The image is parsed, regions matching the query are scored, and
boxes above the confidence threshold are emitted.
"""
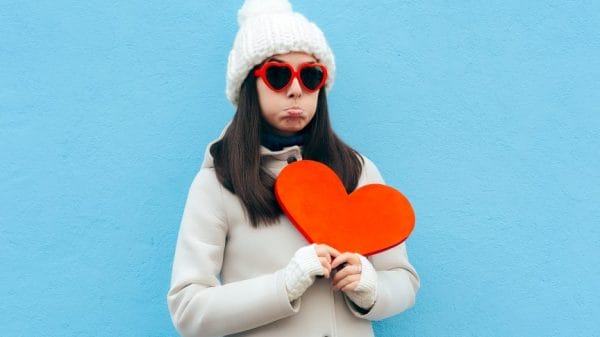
[314,244,341,259]
[325,245,341,258]
[330,254,349,269]
[331,252,360,269]
[314,245,333,263]
[333,274,360,291]
[319,257,332,278]
[317,255,331,267]
[319,256,331,266]
[332,269,346,284]
[341,280,360,292]
[332,264,361,284]
[332,264,352,283]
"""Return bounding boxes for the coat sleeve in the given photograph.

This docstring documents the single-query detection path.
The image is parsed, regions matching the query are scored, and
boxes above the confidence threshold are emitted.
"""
[344,156,421,320]
[167,169,299,337]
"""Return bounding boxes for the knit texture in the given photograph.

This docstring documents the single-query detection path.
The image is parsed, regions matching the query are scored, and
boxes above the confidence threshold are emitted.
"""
[260,128,305,151]
[345,255,378,309]
[284,244,324,302]
[226,0,335,106]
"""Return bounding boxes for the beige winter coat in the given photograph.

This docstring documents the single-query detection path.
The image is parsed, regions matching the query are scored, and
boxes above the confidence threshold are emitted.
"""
[167,138,420,337]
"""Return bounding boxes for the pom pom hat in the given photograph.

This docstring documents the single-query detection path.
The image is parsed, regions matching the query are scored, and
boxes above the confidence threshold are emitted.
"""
[226,0,336,106]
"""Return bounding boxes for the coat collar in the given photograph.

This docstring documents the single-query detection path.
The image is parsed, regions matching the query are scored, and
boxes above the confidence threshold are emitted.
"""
[201,123,303,170]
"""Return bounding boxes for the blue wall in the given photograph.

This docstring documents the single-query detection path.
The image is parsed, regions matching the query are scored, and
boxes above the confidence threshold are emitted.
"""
[2,1,599,336]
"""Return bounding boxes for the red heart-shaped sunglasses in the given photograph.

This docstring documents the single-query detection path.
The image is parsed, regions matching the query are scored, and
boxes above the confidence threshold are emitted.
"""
[254,62,328,93]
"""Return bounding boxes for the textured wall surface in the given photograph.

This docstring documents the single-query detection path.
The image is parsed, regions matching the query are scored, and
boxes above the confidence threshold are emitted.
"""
[1,1,599,336]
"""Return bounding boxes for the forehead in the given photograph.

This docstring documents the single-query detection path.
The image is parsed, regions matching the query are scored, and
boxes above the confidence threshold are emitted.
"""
[266,51,317,65]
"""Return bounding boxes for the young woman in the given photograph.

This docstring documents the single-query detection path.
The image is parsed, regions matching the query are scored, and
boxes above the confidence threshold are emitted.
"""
[167,1,419,336]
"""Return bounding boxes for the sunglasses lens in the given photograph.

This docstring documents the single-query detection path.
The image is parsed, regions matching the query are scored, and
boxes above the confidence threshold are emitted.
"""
[265,65,292,90]
[300,65,325,91]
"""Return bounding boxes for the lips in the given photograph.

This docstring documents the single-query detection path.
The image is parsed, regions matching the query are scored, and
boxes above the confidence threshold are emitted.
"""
[285,107,303,116]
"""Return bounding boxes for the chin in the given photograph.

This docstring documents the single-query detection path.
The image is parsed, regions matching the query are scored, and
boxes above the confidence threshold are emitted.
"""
[277,126,304,136]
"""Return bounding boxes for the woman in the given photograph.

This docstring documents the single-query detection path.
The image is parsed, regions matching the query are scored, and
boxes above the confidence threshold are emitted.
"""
[167,1,419,336]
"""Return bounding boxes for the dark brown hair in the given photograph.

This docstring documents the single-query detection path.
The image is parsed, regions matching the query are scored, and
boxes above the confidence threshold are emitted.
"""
[210,72,363,227]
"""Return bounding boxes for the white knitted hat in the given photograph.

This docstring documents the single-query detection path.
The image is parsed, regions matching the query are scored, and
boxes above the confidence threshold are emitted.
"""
[226,0,336,106]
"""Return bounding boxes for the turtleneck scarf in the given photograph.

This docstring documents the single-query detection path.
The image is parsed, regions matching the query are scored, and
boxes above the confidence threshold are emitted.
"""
[260,128,305,151]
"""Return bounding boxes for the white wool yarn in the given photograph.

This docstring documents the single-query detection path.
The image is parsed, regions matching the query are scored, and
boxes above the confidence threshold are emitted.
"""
[226,0,336,106]
[237,0,293,26]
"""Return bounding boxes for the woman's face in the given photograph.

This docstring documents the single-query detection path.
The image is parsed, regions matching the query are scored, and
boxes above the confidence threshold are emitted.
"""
[256,52,320,136]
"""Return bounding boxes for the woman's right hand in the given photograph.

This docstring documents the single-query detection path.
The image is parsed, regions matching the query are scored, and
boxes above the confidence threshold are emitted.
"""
[283,244,340,302]
[313,244,341,278]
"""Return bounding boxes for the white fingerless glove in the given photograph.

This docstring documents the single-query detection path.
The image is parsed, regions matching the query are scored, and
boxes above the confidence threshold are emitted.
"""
[284,245,324,302]
[345,255,378,310]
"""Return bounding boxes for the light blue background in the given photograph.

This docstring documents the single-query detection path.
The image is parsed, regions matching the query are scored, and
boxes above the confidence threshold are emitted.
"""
[1,1,599,336]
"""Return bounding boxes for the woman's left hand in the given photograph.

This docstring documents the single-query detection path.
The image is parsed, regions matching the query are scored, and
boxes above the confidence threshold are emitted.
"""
[331,252,362,292]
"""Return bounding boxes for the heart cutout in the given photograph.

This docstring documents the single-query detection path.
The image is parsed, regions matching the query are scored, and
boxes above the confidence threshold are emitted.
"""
[275,160,415,256]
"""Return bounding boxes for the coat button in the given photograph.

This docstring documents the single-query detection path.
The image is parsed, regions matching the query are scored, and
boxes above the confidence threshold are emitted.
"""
[286,155,298,163]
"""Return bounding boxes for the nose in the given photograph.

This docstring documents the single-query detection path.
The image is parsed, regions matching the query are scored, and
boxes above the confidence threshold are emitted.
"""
[286,77,302,98]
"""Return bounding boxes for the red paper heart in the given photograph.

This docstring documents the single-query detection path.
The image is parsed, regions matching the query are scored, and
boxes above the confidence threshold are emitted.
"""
[275,160,415,256]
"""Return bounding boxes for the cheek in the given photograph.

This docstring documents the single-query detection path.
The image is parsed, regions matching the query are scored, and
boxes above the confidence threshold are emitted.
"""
[305,92,319,117]
[257,81,277,114]
[256,79,267,104]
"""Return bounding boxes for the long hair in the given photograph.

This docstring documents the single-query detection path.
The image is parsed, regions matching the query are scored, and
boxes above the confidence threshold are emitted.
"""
[211,72,363,227]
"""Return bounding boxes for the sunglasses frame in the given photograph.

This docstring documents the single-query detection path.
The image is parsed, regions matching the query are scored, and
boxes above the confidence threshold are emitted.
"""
[254,61,328,93]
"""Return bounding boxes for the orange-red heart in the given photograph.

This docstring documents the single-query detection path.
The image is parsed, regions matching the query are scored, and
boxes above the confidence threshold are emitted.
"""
[275,160,415,256]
